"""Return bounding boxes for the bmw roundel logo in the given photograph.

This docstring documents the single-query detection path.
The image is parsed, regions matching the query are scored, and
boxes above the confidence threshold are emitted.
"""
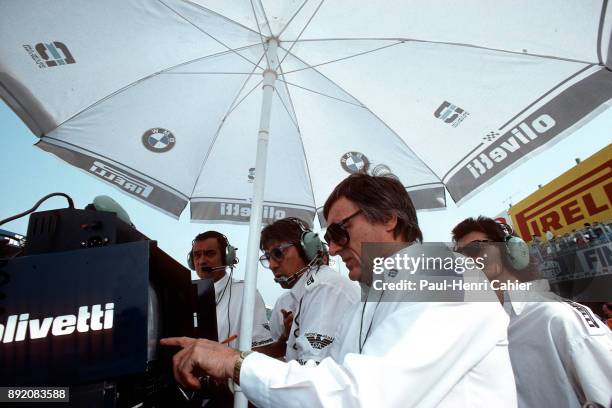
[340,151,369,174]
[142,128,176,153]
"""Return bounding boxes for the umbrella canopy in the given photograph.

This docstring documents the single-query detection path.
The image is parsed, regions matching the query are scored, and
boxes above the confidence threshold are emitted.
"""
[2,4,612,406]
[3,1,610,225]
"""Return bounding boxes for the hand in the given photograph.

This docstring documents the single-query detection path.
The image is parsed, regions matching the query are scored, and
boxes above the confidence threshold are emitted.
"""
[160,337,240,390]
[281,309,294,341]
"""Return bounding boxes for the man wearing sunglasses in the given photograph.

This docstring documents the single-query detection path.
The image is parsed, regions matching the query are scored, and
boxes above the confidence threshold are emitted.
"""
[452,216,612,408]
[162,174,516,407]
[256,218,359,364]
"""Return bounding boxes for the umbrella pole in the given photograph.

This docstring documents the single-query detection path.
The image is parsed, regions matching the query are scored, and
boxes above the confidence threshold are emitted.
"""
[234,38,279,408]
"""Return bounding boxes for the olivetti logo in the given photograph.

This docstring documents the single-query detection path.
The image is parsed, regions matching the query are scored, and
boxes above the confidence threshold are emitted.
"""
[434,101,469,127]
[89,161,154,198]
[23,41,76,69]
[219,202,286,221]
[466,114,556,179]
[0,303,114,343]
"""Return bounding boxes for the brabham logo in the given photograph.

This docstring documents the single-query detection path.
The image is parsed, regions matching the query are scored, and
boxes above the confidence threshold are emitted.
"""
[0,303,114,343]
[89,161,153,198]
[466,114,556,179]
[434,101,469,127]
[23,41,76,68]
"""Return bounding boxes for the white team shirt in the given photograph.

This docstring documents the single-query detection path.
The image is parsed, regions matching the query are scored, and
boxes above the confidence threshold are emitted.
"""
[269,291,295,341]
[503,280,612,407]
[213,272,272,349]
[283,265,360,364]
[240,245,517,407]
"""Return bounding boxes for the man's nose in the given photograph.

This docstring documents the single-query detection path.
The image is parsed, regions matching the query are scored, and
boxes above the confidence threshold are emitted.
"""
[269,257,280,269]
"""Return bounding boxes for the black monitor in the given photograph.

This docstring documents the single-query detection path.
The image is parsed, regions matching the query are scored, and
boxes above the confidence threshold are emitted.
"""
[0,209,218,406]
[192,278,218,342]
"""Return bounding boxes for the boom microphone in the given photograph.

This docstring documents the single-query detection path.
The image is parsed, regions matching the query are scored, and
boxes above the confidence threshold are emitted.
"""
[273,253,321,288]
[274,267,307,288]
[200,265,228,273]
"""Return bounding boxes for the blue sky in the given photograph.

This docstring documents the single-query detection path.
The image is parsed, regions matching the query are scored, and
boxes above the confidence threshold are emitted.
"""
[1,101,610,304]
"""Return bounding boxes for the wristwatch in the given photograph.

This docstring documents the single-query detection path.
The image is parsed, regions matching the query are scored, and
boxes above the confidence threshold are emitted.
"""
[233,350,253,385]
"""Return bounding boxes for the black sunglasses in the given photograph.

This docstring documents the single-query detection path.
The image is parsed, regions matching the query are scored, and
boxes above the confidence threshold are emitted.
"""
[324,210,362,247]
[455,240,492,258]
[259,243,295,268]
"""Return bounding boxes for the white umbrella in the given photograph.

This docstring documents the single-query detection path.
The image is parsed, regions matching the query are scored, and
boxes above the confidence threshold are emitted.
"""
[1,2,611,405]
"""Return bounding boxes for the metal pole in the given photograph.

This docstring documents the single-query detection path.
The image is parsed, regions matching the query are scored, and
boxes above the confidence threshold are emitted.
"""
[233,38,279,408]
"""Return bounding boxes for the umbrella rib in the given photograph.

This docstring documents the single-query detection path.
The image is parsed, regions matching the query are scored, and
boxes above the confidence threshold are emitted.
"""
[277,64,318,216]
[276,0,325,70]
[53,45,263,130]
[404,182,447,189]
[188,53,267,198]
[273,88,300,129]
[250,0,271,68]
[158,44,262,70]
[254,0,273,38]
[283,48,444,186]
[278,65,301,130]
[227,79,264,118]
[596,0,609,66]
[276,0,310,38]
[223,51,267,115]
[280,41,403,75]
[281,37,598,66]
[180,0,263,37]
[278,79,364,108]
[159,0,264,70]
[163,72,263,75]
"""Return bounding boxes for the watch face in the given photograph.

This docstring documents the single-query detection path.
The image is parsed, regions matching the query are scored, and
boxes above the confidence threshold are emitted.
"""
[233,351,253,384]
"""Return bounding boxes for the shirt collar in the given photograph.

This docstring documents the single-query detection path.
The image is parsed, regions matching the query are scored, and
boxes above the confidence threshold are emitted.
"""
[506,279,551,315]
[289,265,317,301]
[213,272,230,296]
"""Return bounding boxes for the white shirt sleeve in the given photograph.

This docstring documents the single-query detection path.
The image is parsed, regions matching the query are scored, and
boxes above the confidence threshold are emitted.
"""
[560,320,612,405]
[291,282,358,364]
[241,301,514,408]
[251,289,273,347]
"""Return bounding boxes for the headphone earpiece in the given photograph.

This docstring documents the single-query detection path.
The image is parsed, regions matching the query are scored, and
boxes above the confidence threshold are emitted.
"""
[187,249,195,270]
[497,223,529,270]
[288,218,323,263]
[225,244,238,267]
[504,235,530,270]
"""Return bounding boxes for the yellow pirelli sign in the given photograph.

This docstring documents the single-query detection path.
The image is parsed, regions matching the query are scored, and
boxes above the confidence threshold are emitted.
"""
[509,144,612,241]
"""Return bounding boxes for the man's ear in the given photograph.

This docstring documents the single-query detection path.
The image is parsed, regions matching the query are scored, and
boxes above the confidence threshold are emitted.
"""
[383,213,398,233]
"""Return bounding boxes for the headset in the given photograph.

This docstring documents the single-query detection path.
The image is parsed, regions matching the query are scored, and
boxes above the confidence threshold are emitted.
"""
[187,232,238,271]
[289,217,324,263]
[497,222,530,270]
[273,218,324,288]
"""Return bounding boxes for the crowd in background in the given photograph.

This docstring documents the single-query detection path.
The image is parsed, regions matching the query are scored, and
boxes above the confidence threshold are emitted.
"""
[529,220,612,261]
